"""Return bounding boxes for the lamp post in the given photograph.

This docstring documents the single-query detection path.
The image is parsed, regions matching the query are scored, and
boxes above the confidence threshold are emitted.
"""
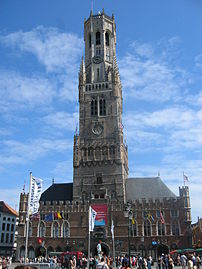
[124,202,133,267]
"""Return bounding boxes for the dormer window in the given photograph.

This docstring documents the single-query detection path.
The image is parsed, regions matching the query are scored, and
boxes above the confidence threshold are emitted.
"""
[96,31,101,45]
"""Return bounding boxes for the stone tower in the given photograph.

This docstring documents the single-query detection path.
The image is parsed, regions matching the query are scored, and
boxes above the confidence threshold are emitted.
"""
[73,10,128,203]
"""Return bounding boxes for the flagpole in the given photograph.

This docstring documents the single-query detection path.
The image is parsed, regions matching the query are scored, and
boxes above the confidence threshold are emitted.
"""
[87,205,91,269]
[183,171,185,186]
[111,220,116,269]
[25,172,32,263]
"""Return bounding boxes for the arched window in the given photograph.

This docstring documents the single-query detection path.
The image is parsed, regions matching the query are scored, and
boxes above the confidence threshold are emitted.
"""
[102,146,108,159]
[20,246,25,259]
[62,221,70,238]
[105,32,109,46]
[109,146,115,157]
[89,33,91,48]
[96,31,101,45]
[88,147,94,157]
[28,246,35,259]
[171,221,180,235]
[144,220,151,236]
[99,99,106,116]
[157,221,166,236]
[81,148,87,158]
[39,221,46,237]
[95,147,101,159]
[52,221,60,238]
[91,99,98,116]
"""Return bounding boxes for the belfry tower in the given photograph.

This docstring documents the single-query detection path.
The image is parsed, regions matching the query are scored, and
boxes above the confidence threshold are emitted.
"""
[73,10,128,203]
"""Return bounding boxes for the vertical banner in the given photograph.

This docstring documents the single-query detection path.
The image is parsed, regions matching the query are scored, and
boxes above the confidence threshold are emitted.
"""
[89,206,97,232]
[92,204,108,226]
[29,176,43,215]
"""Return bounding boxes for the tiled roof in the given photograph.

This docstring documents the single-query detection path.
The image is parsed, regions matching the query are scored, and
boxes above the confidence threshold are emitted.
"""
[126,177,176,201]
[0,201,18,216]
[40,183,73,202]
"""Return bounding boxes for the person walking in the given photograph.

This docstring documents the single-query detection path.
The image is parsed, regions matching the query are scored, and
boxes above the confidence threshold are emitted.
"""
[196,255,201,269]
[188,256,194,269]
[181,254,187,269]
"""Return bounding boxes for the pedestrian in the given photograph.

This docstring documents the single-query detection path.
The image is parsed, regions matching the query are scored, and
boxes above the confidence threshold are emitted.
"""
[196,255,201,269]
[188,256,193,269]
[147,256,151,269]
[181,254,187,269]
[168,255,174,269]
[96,257,108,269]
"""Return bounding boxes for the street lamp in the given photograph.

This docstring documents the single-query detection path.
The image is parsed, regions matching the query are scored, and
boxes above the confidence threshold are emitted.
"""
[124,202,133,267]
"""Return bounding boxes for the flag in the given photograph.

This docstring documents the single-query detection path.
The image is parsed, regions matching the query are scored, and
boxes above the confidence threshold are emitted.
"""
[37,237,44,245]
[160,211,165,224]
[89,206,97,232]
[57,212,62,219]
[144,211,154,222]
[111,220,114,239]
[54,212,58,220]
[31,212,40,220]
[29,176,43,216]
[131,218,135,225]
[60,212,64,219]
[45,213,53,222]
[183,173,189,184]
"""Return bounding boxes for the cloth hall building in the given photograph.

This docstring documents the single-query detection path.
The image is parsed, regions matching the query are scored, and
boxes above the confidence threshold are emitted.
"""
[17,10,192,260]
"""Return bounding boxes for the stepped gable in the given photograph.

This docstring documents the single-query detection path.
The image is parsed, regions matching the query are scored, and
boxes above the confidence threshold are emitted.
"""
[126,177,176,200]
[40,183,73,202]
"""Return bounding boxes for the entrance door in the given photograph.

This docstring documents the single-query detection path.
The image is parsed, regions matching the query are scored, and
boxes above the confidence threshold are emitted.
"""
[157,244,169,256]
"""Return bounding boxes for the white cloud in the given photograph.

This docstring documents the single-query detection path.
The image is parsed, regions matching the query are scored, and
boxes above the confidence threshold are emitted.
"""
[0,138,72,165]
[51,160,73,182]
[44,111,79,131]
[124,106,202,153]
[119,38,191,103]
[0,71,56,110]
[0,26,83,73]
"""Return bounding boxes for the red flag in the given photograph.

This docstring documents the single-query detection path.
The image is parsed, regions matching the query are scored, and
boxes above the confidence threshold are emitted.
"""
[37,237,44,245]
[160,211,165,224]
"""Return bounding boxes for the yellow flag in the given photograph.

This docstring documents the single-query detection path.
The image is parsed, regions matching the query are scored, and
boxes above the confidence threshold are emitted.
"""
[132,218,135,225]
[57,212,62,219]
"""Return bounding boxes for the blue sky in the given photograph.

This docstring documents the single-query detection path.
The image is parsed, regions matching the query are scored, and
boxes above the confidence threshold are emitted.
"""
[0,0,202,223]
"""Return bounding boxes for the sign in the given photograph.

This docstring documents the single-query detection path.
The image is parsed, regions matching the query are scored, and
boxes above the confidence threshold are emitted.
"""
[92,204,107,226]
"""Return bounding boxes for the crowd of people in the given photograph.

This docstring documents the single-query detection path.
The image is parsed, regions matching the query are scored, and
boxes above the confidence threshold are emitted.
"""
[0,252,201,269]
[0,257,13,269]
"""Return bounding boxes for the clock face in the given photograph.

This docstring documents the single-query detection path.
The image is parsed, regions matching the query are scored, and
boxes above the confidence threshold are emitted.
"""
[92,123,103,136]
[92,56,103,64]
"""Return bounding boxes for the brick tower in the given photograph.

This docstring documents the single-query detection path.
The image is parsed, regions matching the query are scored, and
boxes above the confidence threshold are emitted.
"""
[73,10,128,204]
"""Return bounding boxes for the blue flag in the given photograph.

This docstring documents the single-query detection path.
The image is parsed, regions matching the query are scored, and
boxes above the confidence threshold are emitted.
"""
[45,213,53,222]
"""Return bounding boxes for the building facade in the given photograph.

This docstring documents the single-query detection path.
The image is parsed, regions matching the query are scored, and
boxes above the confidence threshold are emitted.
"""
[0,201,18,256]
[17,10,192,260]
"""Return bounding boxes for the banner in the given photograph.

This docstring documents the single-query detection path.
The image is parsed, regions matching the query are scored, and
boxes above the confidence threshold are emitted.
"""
[29,176,43,215]
[92,204,108,226]
[89,206,97,232]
